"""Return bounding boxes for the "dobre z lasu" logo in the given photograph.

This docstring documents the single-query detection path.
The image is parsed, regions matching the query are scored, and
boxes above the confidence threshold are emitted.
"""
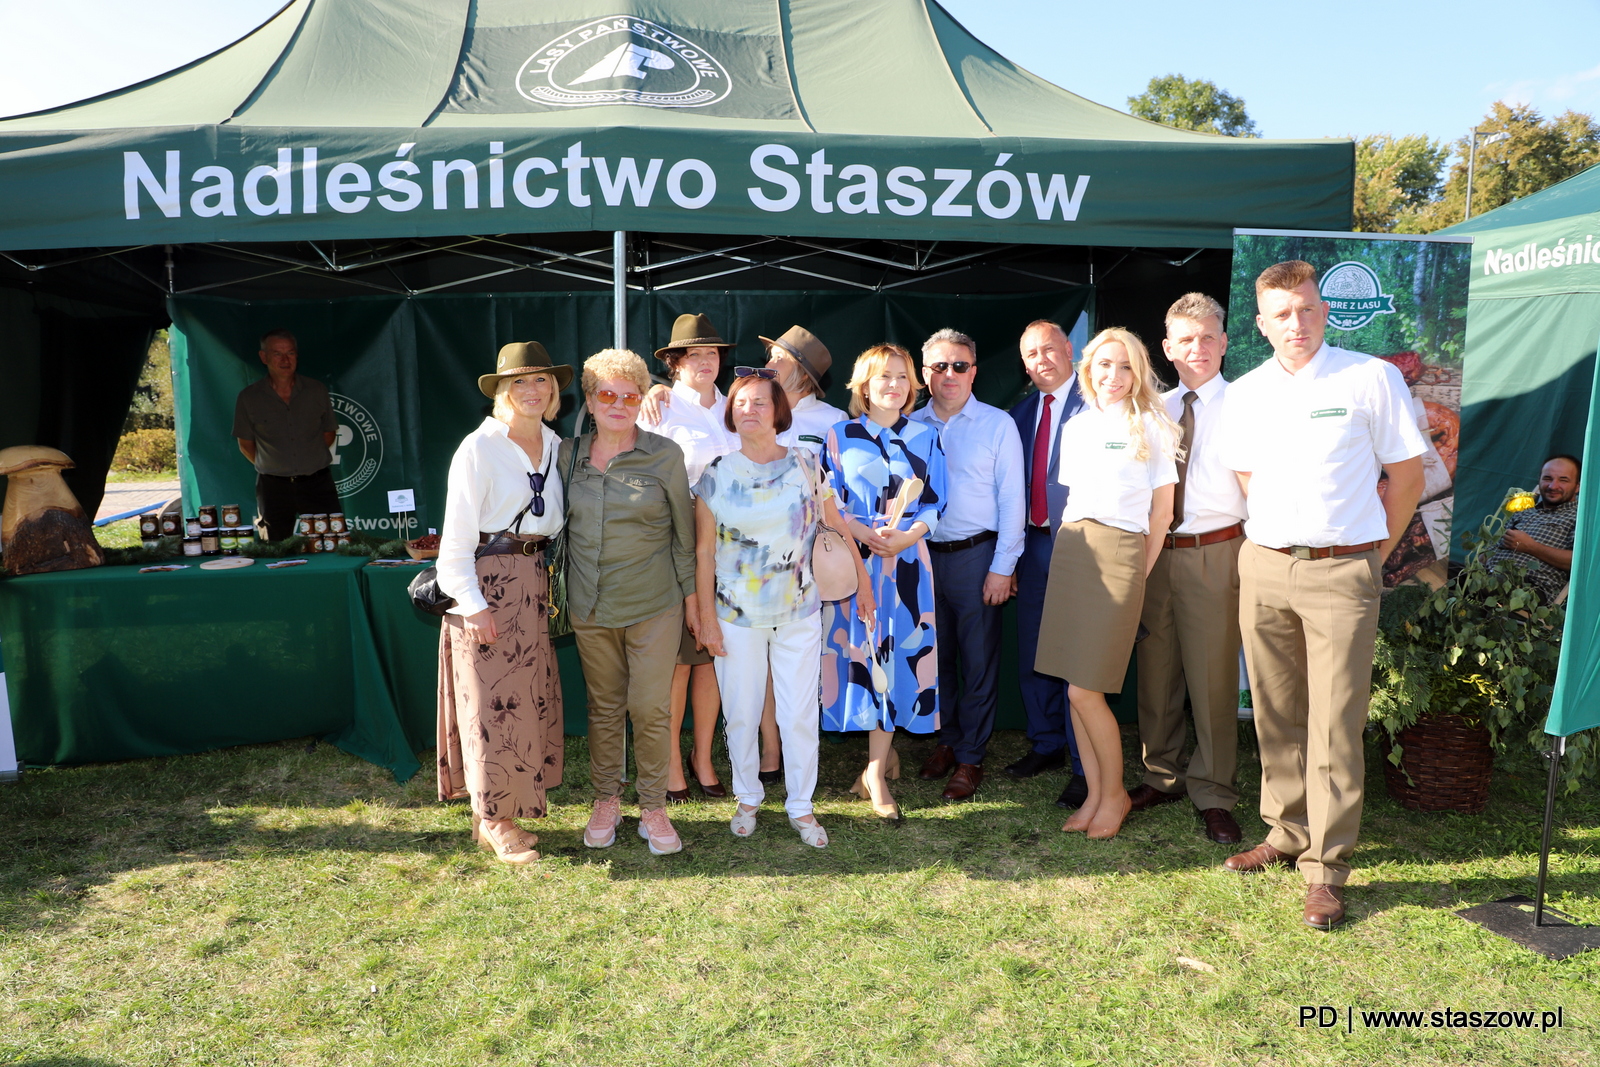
[1319,261,1397,331]
[518,17,732,109]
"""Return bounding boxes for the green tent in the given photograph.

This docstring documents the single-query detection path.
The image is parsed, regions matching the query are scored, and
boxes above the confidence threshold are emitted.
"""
[0,0,1350,251]
[0,0,1354,519]
[1442,169,1600,736]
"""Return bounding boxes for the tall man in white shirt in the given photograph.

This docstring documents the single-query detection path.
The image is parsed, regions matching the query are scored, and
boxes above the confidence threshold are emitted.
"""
[1129,294,1249,845]
[910,329,1027,800]
[1007,320,1088,807]
[1219,260,1426,931]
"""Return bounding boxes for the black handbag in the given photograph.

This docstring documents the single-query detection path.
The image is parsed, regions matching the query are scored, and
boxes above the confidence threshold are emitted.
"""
[407,498,536,618]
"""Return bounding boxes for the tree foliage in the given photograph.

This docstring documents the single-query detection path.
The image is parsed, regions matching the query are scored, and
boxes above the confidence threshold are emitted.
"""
[1356,102,1600,234]
[123,329,174,433]
[1127,74,1258,137]
[1353,135,1448,232]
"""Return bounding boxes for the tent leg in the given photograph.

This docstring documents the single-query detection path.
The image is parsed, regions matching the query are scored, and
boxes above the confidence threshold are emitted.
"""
[613,231,627,350]
[1534,734,1566,926]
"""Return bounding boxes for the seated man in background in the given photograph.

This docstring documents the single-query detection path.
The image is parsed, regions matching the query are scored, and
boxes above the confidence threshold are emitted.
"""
[1489,453,1580,605]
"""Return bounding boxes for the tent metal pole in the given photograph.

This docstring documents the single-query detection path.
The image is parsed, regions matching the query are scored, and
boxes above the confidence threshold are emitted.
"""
[613,231,627,349]
[1534,734,1566,926]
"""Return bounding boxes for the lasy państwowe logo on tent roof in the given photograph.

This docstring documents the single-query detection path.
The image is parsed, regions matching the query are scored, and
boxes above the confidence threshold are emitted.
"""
[518,17,732,109]
[1319,260,1397,331]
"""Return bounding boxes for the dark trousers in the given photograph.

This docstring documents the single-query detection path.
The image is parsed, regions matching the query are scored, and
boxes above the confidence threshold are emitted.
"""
[931,539,1003,765]
[255,467,341,541]
[1017,526,1083,772]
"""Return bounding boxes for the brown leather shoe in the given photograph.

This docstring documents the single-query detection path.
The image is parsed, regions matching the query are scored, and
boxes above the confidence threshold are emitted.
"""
[1303,884,1347,930]
[919,744,957,781]
[1126,783,1185,812]
[941,763,984,800]
[1199,808,1242,844]
[1223,842,1295,873]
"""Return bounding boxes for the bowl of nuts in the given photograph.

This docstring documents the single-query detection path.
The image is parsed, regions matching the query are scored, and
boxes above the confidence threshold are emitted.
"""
[406,532,441,560]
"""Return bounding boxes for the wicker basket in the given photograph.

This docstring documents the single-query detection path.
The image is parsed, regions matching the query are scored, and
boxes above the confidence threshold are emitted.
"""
[1382,713,1494,813]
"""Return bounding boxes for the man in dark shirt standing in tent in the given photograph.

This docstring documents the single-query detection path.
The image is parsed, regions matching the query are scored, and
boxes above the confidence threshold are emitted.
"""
[233,328,341,541]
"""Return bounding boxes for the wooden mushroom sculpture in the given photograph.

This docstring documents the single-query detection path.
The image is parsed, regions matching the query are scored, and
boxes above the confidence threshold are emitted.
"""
[0,446,104,575]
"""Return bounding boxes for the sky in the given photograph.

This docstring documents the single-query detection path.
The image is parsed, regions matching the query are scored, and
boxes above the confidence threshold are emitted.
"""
[3,0,1600,154]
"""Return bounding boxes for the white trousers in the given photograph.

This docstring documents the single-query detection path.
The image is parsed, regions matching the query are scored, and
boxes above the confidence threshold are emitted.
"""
[714,612,823,817]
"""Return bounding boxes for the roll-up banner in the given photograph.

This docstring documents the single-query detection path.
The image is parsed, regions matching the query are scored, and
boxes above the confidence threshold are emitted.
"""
[1227,229,1474,587]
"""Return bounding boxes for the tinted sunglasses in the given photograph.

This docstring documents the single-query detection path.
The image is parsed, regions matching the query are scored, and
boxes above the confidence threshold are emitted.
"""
[925,361,973,375]
[733,366,778,380]
[527,471,547,518]
[593,389,641,407]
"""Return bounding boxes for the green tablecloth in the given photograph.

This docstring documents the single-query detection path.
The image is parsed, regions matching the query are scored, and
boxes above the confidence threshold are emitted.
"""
[1,558,1131,783]
[0,555,421,782]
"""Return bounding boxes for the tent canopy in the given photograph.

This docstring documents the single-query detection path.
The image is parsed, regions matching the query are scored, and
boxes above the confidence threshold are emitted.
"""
[0,0,1352,251]
[1441,165,1600,736]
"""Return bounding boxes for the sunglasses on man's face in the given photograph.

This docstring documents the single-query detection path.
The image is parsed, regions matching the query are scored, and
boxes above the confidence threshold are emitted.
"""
[733,366,777,380]
[924,361,973,375]
[593,389,642,407]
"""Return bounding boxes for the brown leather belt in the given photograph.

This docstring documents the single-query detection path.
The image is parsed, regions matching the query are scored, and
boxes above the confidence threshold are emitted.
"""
[1164,522,1245,550]
[1266,540,1382,560]
[478,533,550,556]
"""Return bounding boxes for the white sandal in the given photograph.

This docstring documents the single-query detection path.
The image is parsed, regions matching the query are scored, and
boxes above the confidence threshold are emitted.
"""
[730,804,759,837]
[789,815,828,849]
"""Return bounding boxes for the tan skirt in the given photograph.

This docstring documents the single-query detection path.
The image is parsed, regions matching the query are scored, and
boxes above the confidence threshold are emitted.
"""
[677,617,712,666]
[437,550,564,818]
[1035,519,1147,694]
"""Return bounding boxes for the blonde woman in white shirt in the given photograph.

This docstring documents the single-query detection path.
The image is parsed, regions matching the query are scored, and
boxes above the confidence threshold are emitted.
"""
[1035,328,1179,840]
[435,342,572,865]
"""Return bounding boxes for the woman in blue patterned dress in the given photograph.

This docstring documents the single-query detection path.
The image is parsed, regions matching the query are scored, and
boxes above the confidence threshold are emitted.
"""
[822,343,947,821]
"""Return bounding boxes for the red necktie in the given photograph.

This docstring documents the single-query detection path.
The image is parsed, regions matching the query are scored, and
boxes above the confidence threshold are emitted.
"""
[1029,393,1054,527]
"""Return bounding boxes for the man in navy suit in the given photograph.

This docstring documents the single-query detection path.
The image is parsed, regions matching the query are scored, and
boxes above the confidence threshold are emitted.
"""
[1007,319,1088,807]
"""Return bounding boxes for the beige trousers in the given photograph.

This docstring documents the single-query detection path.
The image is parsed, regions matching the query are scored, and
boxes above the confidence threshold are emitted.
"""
[1136,535,1242,811]
[573,605,682,810]
[1238,540,1382,886]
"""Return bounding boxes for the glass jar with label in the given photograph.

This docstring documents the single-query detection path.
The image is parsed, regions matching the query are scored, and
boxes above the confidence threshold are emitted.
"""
[160,513,181,537]
[221,504,242,528]
[200,527,220,555]
[139,513,159,538]
[235,529,254,554]
[198,504,219,528]
[182,537,202,557]
[312,514,330,534]
[219,530,238,555]
[329,513,347,535]
[185,517,203,538]
[296,514,315,538]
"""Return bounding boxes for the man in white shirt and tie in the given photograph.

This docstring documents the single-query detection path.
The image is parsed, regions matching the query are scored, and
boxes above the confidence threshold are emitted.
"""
[1006,319,1088,807]
[910,329,1026,800]
[1219,260,1426,931]
[1128,294,1248,845]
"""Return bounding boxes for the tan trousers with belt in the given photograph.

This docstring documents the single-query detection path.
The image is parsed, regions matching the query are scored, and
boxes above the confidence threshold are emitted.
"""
[1136,534,1242,811]
[573,605,683,810]
[1238,540,1382,886]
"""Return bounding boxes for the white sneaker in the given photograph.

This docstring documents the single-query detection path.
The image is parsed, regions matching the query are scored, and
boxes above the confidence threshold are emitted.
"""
[637,807,683,855]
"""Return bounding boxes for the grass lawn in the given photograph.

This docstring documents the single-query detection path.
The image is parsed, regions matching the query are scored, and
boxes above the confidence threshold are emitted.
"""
[1,725,1596,1066]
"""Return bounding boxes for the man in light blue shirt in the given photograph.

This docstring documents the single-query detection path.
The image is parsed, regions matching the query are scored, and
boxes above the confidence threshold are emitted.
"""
[910,329,1026,800]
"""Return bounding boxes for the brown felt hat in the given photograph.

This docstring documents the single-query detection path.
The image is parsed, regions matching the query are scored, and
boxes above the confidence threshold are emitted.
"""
[653,313,734,362]
[758,325,831,388]
[477,341,575,398]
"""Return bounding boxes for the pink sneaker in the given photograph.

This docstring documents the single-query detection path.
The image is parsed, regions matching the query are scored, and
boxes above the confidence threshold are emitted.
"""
[583,795,622,849]
[637,807,683,855]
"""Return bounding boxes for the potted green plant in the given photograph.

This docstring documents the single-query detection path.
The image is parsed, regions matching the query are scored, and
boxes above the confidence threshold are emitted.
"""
[1369,491,1567,812]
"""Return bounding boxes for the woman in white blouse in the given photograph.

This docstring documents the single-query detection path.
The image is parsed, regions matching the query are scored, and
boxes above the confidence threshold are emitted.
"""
[435,342,572,864]
[1035,328,1180,841]
[638,313,739,801]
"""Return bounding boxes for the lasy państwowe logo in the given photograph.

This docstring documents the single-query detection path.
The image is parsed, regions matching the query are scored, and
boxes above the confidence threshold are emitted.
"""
[518,17,732,109]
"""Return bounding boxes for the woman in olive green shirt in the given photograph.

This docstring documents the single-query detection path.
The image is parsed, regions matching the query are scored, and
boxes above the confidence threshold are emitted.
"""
[559,349,700,857]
